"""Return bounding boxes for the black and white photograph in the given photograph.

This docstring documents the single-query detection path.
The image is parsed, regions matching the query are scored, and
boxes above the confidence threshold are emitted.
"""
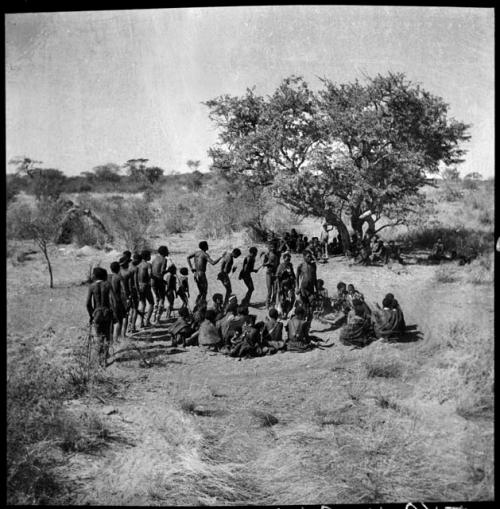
[6,5,494,505]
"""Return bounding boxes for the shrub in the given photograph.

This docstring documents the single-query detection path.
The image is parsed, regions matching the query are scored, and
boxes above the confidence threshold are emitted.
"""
[364,358,404,379]
[80,196,153,252]
[478,209,492,226]
[157,189,196,234]
[434,266,459,283]
[462,179,479,191]
[7,340,74,504]
[7,331,120,504]
[396,223,493,256]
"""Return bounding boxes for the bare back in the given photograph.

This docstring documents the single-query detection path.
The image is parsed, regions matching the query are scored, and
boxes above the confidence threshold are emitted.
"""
[137,261,151,286]
[151,254,166,278]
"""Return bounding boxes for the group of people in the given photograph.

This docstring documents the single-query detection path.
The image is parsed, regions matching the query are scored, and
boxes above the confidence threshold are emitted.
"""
[322,282,406,348]
[273,226,406,267]
[85,237,408,364]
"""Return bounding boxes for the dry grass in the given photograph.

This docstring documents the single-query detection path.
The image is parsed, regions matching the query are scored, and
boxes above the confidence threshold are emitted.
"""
[7,333,119,504]
[434,265,459,283]
[6,184,494,504]
[250,409,279,427]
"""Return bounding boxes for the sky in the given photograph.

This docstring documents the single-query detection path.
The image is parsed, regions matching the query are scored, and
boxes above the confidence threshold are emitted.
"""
[5,6,495,177]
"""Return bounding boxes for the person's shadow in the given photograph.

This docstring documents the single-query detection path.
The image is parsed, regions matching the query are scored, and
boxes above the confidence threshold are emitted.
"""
[249,300,267,310]
[387,324,423,343]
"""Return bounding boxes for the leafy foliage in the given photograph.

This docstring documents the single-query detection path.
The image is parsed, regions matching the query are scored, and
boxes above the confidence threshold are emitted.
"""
[206,73,471,251]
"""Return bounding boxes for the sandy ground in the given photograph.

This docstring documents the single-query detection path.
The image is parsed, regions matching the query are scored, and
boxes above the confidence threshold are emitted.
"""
[6,229,494,504]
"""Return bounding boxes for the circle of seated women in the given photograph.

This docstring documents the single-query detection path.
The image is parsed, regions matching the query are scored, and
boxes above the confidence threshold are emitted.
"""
[164,281,406,357]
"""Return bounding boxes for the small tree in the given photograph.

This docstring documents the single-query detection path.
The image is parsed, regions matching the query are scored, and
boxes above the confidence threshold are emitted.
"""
[123,159,164,198]
[92,163,121,182]
[7,198,65,288]
[186,159,201,171]
[464,171,482,181]
[442,167,461,182]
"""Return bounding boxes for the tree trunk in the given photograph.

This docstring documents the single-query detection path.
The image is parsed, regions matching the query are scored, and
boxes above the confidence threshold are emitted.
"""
[363,214,376,239]
[41,244,54,288]
[325,210,351,254]
[350,205,365,240]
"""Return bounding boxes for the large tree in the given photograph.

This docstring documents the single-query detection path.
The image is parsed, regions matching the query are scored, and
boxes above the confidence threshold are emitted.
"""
[205,73,470,252]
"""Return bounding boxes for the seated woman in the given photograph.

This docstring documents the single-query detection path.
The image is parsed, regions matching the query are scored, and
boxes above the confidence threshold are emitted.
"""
[219,305,252,347]
[339,298,375,348]
[373,294,406,339]
[229,321,265,358]
[262,308,285,353]
[370,239,386,263]
[286,306,314,352]
[169,307,194,347]
[198,309,223,351]
[346,284,371,315]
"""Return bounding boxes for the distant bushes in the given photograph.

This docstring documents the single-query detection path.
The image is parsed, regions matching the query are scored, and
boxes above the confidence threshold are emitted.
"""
[396,224,493,256]
[79,195,153,252]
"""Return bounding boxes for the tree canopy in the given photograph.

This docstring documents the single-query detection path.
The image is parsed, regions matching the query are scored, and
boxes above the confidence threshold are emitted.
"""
[205,73,470,251]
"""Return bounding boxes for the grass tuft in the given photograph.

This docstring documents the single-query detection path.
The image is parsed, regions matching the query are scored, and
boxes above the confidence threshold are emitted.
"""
[250,409,279,427]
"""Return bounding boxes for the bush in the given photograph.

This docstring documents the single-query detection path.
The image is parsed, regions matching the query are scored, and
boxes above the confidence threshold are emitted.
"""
[7,341,73,504]
[80,196,153,252]
[439,183,463,202]
[462,179,479,191]
[157,189,196,234]
[478,210,492,226]
[7,334,118,504]
[396,223,493,256]
[464,253,494,285]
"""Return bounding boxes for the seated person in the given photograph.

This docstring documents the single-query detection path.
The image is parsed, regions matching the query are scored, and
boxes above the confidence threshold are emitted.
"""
[356,243,371,265]
[385,240,404,264]
[262,308,285,352]
[312,279,333,317]
[286,306,314,352]
[219,305,253,346]
[428,238,446,262]
[209,293,226,321]
[339,298,375,348]
[347,283,372,317]
[192,299,207,330]
[373,294,406,339]
[331,282,349,312]
[297,236,308,254]
[229,321,265,358]
[328,237,337,255]
[289,229,299,253]
[198,309,223,351]
[370,239,386,263]
[369,234,380,251]
[223,294,238,314]
[169,307,194,347]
